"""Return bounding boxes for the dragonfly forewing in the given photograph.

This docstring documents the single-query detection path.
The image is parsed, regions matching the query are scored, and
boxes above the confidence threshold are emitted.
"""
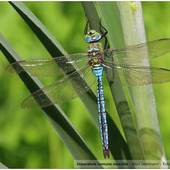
[6,53,89,77]
[103,38,170,65]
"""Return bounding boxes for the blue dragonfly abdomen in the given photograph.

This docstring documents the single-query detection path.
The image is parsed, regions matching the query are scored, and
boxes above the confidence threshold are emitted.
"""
[93,66,109,158]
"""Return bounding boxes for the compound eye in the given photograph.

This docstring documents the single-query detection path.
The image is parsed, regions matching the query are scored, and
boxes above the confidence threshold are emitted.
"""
[88,30,94,35]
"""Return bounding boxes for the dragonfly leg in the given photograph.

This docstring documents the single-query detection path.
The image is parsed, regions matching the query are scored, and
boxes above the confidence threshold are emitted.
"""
[84,19,89,35]
[99,19,108,40]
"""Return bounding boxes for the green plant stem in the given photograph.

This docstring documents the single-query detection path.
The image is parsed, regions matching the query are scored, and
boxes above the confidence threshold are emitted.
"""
[119,1,166,167]
[82,1,132,161]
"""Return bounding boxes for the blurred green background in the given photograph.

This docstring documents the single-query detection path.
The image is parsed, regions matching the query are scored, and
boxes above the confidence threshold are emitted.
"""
[0,1,170,168]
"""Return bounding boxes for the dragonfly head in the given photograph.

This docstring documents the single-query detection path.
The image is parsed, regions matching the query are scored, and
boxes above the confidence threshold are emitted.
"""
[85,30,101,43]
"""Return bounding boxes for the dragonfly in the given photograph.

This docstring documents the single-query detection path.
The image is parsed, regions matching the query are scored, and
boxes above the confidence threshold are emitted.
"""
[6,21,170,159]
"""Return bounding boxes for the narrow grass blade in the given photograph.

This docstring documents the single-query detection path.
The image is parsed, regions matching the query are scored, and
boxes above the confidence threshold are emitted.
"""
[8,1,101,128]
[0,33,99,162]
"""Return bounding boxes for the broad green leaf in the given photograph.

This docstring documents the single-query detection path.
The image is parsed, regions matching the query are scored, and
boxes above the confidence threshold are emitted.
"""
[118,2,166,167]
[96,1,145,161]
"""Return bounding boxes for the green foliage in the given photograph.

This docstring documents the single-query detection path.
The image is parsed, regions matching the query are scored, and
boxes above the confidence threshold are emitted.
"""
[0,1,170,168]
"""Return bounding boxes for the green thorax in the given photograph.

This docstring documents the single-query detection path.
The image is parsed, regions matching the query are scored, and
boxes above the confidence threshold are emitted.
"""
[85,30,104,67]
[87,42,104,67]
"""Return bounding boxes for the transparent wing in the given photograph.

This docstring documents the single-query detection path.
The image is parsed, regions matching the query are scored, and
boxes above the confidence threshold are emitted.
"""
[103,61,170,86]
[6,53,89,77]
[21,65,96,108]
[104,38,170,65]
